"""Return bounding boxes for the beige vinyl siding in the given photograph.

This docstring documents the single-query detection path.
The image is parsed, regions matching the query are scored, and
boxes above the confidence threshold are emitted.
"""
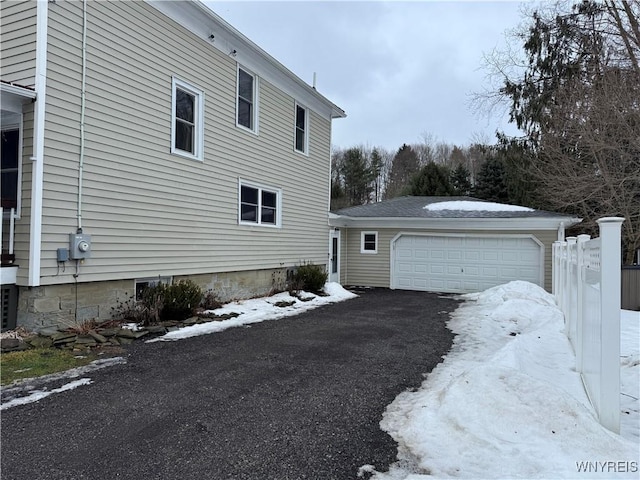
[14,103,34,284]
[0,0,37,86]
[340,228,558,291]
[39,1,333,285]
[340,228,394,287]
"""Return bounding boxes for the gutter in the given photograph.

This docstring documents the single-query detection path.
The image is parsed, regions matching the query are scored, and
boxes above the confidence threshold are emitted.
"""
[28,0,49,287]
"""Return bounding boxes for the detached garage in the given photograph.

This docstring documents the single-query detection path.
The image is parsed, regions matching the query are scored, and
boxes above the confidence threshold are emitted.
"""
[329,196,581,294]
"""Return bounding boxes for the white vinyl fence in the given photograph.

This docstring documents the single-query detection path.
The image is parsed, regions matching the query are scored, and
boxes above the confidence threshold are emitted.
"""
[552,217,624,433]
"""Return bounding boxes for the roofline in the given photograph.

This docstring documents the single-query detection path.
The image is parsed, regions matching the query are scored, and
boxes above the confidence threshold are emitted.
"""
[0,81,37,100]
[146,0,346,120]
[328,215,583,231]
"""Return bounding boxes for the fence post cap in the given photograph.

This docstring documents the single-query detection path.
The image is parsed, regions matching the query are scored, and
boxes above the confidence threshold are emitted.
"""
[596,217,625,225]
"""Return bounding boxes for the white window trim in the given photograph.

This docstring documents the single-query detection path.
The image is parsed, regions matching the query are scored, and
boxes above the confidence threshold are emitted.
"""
[171,77,204,161]
[238,179,282,228]
[236,65,259,135]
[361,231,378,254]
[294,101,309,156]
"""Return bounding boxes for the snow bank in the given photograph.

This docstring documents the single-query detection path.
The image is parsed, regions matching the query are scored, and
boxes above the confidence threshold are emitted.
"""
[373,281,639,479]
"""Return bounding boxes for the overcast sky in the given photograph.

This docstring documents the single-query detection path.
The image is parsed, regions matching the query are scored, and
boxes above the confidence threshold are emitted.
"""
[207,1,530,152]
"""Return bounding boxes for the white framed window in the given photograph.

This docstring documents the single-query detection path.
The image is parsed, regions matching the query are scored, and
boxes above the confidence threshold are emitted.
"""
[361,231,378,254]
[1,126,22,216]
[238,180,282,227]
[236,66,259,133]
[294,102,308,154]
[171,77,204,161]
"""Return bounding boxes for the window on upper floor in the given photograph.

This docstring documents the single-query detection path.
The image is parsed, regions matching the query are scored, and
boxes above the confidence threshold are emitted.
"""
[294,103,308,154]
[237,67,258,133]
[239,181,281,227]
[171,77,204,161]
[361,231,378,254]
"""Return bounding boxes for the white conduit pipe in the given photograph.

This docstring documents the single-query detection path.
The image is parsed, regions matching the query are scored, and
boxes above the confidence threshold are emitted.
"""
[77,0,88,233]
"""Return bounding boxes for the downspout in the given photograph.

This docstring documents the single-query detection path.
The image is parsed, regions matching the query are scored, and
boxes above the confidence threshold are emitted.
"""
[77,0,88,233]
[28,0,49,287]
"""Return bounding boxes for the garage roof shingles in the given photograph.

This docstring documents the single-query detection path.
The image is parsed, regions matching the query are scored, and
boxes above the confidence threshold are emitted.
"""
[332,196,570,219]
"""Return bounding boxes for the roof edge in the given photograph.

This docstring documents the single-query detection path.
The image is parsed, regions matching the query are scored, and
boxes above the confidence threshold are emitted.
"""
[329,215,583,231]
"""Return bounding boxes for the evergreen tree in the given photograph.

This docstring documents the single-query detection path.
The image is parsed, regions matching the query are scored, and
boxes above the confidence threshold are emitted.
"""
[407,162,453,196]
[369,148,384,203]
[473,157,509,203]
[450,164,472,196]
[385,144,420,199]
[340,147,371,206]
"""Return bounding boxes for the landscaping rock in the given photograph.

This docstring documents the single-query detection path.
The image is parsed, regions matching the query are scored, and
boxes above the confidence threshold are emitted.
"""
[88,331,108,343]
[1,338,20,351]
[146,326,166,334]
[97,328,120,337]
[115,329,136,339]
[28,336,53,348]
[75,336,98,345]
[51,332,77,343]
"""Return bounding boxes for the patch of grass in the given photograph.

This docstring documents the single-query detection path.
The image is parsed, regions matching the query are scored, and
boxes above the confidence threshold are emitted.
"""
[0,348,98,386]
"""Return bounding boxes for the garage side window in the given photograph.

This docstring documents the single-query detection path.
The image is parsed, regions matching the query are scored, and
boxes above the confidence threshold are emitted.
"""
[361,231,378,254]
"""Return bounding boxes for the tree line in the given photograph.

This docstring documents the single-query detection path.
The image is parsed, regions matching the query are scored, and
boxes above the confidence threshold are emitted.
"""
[330,140,529,210]
[331,0,639,264]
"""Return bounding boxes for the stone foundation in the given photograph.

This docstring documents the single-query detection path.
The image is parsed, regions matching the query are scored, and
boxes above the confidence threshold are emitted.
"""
[16,267,291,330]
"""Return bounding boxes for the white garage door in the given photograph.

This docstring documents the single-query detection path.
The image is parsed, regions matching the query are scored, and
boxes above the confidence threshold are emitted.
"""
[392,235,542,293]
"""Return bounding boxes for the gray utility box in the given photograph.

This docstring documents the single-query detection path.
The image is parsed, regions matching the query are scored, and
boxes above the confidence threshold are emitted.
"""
[69,233,92,260]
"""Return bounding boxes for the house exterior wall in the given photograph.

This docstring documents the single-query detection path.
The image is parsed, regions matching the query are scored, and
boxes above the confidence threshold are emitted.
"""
[0,0,37,86]
[13,103,34,284]
[33,0,333,285]
[2,0,341,328]
[340,227,557,292]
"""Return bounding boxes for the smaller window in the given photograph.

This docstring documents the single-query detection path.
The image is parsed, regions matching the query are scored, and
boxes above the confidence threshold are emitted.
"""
[237,67,258,132]
[239,181,281,227]
[294,103,308,154]
[361,231,378,254]
[171,78,204,161]
[135,277,171,300]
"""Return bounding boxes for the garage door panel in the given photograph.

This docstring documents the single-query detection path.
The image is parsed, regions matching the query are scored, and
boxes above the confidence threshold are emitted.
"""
[483,251,499,261]
[465,266,480,276]
[502,251,519,262]
[393,235,541,293]
[430,265,445,274]
[431,249,445,259]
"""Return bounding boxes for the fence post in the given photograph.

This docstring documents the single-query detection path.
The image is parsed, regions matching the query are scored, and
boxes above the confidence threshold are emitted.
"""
[597,217,624,433]
[575,234,590,372]
[559,241,568,314]
[564,237,577,339]
[552,242,558,296]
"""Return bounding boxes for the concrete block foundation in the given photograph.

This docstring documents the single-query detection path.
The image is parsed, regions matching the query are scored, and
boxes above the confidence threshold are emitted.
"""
[16,267,291,330]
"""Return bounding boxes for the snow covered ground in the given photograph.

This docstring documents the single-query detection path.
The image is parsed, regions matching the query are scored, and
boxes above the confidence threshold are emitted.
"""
[363,281,639,479]
[147,282,358,342]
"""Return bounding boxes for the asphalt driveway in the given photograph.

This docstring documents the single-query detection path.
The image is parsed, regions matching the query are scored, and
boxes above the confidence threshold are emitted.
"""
[1,288,458,480]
